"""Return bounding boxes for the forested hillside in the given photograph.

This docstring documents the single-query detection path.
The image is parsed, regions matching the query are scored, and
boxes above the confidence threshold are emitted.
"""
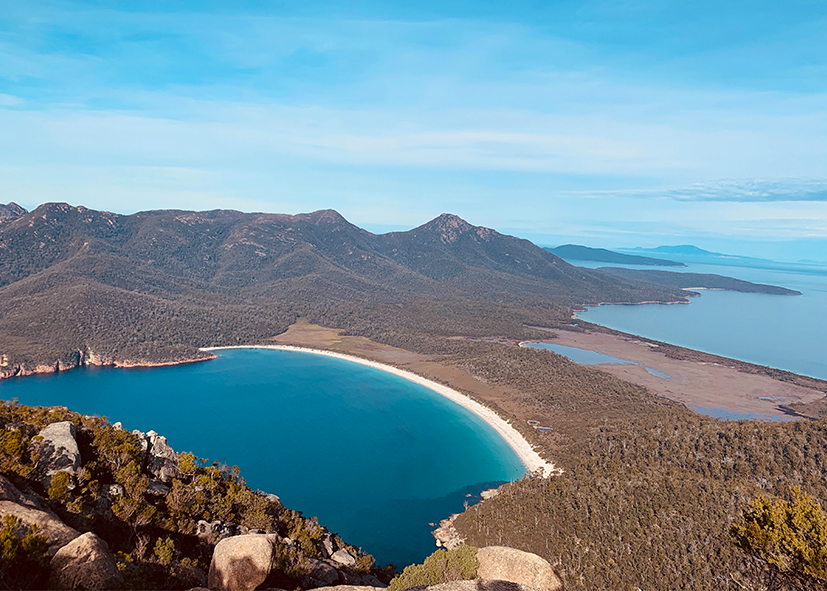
[0,203,686,375]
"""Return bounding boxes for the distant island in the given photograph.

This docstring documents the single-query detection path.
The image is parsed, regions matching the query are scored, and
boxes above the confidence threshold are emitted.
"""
[596,267,803,295]
[546,244,685,267]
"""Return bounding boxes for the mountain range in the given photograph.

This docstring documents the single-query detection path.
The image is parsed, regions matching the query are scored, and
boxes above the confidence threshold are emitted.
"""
[0,203,686,374]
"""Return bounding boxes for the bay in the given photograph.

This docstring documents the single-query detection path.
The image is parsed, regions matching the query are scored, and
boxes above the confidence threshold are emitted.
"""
[574,260,827,381]
[0,348,525,567]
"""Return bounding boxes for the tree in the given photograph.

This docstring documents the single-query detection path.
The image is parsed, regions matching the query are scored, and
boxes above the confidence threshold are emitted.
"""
[730,486,827,590]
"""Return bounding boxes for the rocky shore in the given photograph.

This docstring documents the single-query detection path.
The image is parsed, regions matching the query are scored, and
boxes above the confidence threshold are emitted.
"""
[0,349,215,381]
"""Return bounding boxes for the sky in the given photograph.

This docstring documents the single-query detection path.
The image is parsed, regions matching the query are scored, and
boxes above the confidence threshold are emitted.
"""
[1,0,826,260]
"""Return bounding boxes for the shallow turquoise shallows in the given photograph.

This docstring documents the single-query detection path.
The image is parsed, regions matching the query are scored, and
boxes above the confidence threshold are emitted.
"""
[0,348,525,567]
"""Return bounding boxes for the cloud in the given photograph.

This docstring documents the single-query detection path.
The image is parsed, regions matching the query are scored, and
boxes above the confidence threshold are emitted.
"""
[663,179,827,202]
[0,94,22,107]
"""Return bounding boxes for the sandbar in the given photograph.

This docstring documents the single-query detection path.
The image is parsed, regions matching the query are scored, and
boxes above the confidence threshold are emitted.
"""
[202,344,557,477]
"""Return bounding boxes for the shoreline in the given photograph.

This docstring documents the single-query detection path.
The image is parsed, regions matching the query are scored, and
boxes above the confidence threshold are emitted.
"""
[202,344,558,478]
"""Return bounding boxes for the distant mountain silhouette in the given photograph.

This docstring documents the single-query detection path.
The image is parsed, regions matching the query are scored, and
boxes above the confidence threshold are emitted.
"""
[547,244,685,267]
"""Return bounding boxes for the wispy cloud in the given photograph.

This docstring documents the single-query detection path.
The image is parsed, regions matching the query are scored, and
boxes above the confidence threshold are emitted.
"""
[663,179,827,202]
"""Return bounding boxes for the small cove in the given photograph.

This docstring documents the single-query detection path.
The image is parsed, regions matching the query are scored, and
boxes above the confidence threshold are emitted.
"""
[0,348,525,567]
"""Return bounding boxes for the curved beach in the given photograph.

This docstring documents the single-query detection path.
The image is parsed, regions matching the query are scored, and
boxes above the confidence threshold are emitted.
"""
[202,344,557,477]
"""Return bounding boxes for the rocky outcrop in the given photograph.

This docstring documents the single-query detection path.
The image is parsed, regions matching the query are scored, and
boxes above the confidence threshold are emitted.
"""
[33,421,81,485]
[302,558,342,587]
[208,533,279,591]
[133,429,181,484]
[476,547,562,591]
[433,513,465,550]
[0,475,79,554]
[48,532,123,590]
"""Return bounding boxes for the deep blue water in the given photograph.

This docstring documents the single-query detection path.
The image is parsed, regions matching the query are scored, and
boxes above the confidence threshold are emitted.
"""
[0,348,525,567]
[521,342,635,365]
[574,260,827,381]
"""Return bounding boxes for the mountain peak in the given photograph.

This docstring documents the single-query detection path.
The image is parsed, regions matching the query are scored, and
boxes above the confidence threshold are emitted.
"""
[421,213,479,244]
[0,202,28,222]
[296,209,349,226]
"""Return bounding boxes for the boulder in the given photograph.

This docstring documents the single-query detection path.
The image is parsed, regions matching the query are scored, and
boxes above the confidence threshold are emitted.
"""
[0,474,47,510]
[34,421,81,484]
[0,475,79,554]
[476,547,562,591]
[48,532,123,590]
[302,558,342,587]
[321,533,336,558]
[133,429,181,484]
[331,548,357,566]
[208,534,279,591]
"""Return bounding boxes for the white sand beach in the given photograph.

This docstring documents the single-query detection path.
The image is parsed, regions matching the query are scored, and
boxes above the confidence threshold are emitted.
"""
[202,344,558,478]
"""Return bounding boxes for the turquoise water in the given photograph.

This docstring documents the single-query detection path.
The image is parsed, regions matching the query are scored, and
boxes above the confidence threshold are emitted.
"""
[0,348,525,567]
[575,261,827,381]
[522,342,636,365]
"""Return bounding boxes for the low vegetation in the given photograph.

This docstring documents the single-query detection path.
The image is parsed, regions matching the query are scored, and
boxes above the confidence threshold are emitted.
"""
[389,546,479,591]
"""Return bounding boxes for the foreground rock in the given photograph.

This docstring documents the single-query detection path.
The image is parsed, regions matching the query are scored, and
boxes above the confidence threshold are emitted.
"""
[0,474,79,554]
[34,421,81,485]
[476,547,563,591]
[133,429,181,484]
[208,533,279,591]
[48,532,123,590]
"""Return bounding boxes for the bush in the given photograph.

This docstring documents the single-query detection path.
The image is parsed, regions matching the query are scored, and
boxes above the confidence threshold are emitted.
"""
[0,515,51,590]
[731,486,827,590]
[389,546,479,591]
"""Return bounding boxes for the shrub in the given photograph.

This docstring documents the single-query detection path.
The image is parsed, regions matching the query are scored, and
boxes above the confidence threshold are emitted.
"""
[731,486,827,590]
[389,546,479,591]
[0,515,50,590]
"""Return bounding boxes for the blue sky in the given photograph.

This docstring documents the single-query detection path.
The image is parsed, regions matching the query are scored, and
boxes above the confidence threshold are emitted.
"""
[1,1,826,260]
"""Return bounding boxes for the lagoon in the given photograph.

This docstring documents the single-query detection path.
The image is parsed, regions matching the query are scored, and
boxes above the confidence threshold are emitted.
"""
[0,348,525,567]
[575,261,827,381]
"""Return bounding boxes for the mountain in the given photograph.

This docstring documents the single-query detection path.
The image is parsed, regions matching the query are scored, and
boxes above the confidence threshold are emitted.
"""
[546,244,685,267]
[635,245,718,256]
[0,204,688,375]
[0,201,26,222]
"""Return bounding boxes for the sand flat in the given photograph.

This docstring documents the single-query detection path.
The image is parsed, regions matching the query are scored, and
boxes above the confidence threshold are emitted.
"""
[544,329,825,419]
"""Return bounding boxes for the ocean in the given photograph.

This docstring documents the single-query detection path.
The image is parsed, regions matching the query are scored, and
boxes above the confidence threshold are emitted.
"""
[0,347,525,567]
[574,260,827,381]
